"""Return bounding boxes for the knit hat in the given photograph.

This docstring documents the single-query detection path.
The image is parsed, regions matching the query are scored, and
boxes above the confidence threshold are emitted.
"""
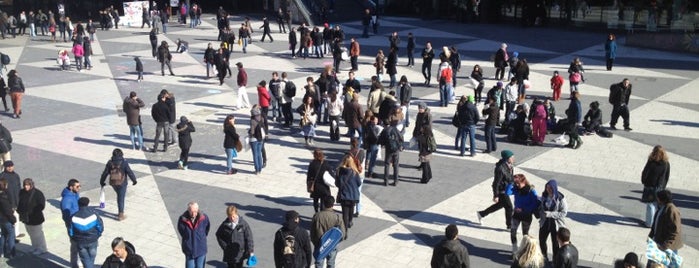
[501,150,513,159]
[497,81,503,87]
[417,102,427,110]
[623,252,639,267]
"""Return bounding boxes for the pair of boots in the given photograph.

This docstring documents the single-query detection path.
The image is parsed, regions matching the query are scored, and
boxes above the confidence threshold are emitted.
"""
[304,136,315,146]
[566,137,583,149]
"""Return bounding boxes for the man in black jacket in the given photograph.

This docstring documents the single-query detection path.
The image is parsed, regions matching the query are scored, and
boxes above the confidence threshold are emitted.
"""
[157,41,175,76]
[259,17,273,42]
[431,224,470,268]
[150,94,171,152]
[0,121,12,168]
[477,150,514,229]
[554,227,578,268]
[609,78,632,131]
[274,210,312,268]
[458,96,480,157]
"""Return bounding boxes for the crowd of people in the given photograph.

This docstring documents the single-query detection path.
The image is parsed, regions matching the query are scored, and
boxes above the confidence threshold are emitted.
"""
[0,2,688,268]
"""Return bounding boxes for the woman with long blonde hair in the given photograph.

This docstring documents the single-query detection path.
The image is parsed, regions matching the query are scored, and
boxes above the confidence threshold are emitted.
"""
[336,153,362,229]
[513,235,545,267]
[641,145,670,227]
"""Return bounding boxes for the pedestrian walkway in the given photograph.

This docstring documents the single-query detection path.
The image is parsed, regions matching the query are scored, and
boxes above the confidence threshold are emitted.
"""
[0,13,697,267]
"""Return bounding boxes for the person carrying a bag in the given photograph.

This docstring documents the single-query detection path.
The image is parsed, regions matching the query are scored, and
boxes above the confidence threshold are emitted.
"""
[306,149,332,213]
[99,149,138,221]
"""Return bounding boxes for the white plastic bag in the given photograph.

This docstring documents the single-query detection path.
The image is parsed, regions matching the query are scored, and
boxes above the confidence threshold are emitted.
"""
[468,78,478,88]
[553,134,568,146]
[377,146,382,160]
[323,171,336,187]
[409,137,417,149]
[244,136,250,151]
[99,187,106,208]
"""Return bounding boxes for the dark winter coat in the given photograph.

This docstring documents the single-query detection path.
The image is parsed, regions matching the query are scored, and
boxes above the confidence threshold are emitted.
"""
[553,243,579,268]
[151,99,171,123]
[69,206,103,244]
[0,170,20,208]
[494,48,507,68]
[386,51,397,75]
[430,239,471,268]
[609,82,632,105]
[0,191,16,224]
[177,121,195,149]
[17,187,46,225]
[307,159,332,199]
[157,44,171,63]
[398,83,412,105]
[177,210,210,259]
[215,216,254,263]
[99,156,138,187]
[482,105,500,126]
[335,167,362,202]
[273,221,312,268]
[583,108,602,126]
[641,160,670,190]
[223,124,240,149]
[457,102,480,126]
[492,158,514,197]
[7,75,24,93]
[123,96,145,126]
[566,98,582,123]
[0,124,12,153]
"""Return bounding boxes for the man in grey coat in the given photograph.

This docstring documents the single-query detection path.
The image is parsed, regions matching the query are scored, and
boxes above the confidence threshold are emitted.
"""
[123,91,145,150]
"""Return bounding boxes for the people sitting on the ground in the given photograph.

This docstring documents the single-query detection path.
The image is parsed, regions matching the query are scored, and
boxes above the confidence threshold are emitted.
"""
[582,101,602,135]
[508,104,531,144]
[176,38,189,53]
[57,50,71,70]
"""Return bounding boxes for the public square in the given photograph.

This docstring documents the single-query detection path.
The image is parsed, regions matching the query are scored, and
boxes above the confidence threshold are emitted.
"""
[0,13,698,267]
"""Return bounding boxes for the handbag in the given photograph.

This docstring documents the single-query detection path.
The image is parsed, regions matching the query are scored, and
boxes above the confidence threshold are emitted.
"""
[641,186,656,203]
[235,139,243,152]
[307,161,323,193]
[0,138,9,154]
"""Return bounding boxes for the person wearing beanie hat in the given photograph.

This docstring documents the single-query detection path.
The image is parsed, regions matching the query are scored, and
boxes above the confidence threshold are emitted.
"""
[508,51,519,81]
[476,149,515,229]
[249,105,266,175]
[176,116,195,170]
[274,210,312,268]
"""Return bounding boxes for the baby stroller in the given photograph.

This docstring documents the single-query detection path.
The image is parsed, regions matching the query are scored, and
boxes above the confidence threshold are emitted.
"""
[57,50,71,71]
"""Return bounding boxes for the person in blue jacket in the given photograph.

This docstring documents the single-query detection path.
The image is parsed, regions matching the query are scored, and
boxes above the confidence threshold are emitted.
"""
[510,174,540,255]
[605,33,617,71]
[60,178,81,268]
[177,201,210,268]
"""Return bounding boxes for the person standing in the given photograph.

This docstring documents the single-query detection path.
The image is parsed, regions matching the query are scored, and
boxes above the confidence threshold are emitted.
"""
[101,237,148,267]
[539,179,568,262]
[605,33,617,71]
[648,189,683,264]
[249,106,266,175]
[0,160,20,238]
[449,47,461,88]
[17,178,46,255]
[259,17,273,42]
[510,174,539,255]
[457,96,480,157]
[361,9,371,38]
[70,197,104,268]
[274,210,312,268]
[327,91,343,141]
[437,54,453,107]
[0,178,16,259]
[567,57,584,94]
[608,78,632,131]
[398,76,412,127]
[378,119,402,186]
[157,41,175,76]
[150,94,172,152]
[269,72,282,123]
[176,116,195,170]
[641,145,670,228]
[297,95,317,146]
[332,38,342,73]
[494,43,509,81]
[311,196,346,268]
[276,8,286,33]
[482,100,499,154]
[512,235,545,268]
[72,41,84,72]
[528,98,548,146]
[470,65,485,103]
[223,115,240,175]
[0,77,10,112]
[307,149,333,213]
[61,179,81,267]
[550,71,564,101]
[214,48,228,86]
[288,27,298,58]
[215,205,254,268]
[565,91,583,149]
[0,121,11,169]
[280,73,295,127]
[386,47,398,89]
[99,148,138,221]
[350,38,360,71]
[554,227,578,268]
[335,155,362,229]
[178,202,210,268]
[413,103,435,183]
[235,62,251,110]
[6,70,24,119]
[430,224,470,268]
[123,91,145,150]
[406,32,415,67]
[477,150,515,229]
[204,43,216,78]
[421,42,435,86]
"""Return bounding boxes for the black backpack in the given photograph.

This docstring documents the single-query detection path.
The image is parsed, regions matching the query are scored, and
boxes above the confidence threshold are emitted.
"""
[109,162,125,186]
[278,229,297,268]
[386,127,403,152]
[0,53,10,66]
[285,81,297,98]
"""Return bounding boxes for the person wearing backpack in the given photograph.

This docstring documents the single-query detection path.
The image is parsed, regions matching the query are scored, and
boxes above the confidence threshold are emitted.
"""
[280,72,296,127]
[274,210,312,268]
[430,224,470,268]
[528,98,548,146]
[311,196,346,268]
[215,205,254,268]
[378,119,403,186]
[437,54,453,107]
[99,148,137,221]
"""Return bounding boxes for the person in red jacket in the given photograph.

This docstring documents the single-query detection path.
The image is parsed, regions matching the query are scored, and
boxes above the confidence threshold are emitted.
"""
[550,71,564,101]
[235,62,250,109]
[257,80,271,133]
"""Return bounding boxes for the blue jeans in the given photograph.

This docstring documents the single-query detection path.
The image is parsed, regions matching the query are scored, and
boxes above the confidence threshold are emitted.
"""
[439,83,449,106]
[0,221,15,258]
[314,247,337,268]
[77,241,98,268]
[112,183,127,213]
[225,148,237,172]
[271,98,281,119]
[389,74,396,88]
[251,141,263,172]
[129,125,144,149]
[242,38,248,53]
[645,201,657,227]
[484,125,497,152]
[460,125,477,156]
[367,144,379,174]
[185,255,206,268]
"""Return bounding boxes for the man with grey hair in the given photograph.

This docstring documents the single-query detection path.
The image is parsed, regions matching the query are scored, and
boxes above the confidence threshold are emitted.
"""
[177,202,210,268]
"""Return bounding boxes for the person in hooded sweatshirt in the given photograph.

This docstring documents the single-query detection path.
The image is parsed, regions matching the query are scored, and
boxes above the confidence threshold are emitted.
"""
[99,148,138,221]
[538,179,567,262]
[431,224,470,268]
[273,210,312,268]
[176,116,195,170]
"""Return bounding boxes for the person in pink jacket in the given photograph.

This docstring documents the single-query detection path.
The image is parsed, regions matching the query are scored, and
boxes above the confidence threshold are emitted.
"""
[71,43,84,72]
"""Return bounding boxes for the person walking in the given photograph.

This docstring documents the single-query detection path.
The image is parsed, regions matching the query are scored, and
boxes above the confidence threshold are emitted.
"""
[311,196,346,268]
[259,17,273,42]
[17,178,47,255]
[477,150,515,229]
[430,224,470,268]
[608,78,632,131]
[550,71,564,101]
[256,81,271,131]
[70,197,104,268]
[274,210,312,268]
[101,237,148,267]
[567,57,584,94]
[123,91,145,150]
[641,145,670,228]
[413,102,435,183]
[0,178,16,259]
[538,179,568,262]
[306,149,333,213]
[235,62,251,109]
[223,114,240,175]
[204,43,216,78]
[134,57,144,82]
[215,205,255,268]
[6,70,24,119]
[421,42,435,86]
[99,148,138,221]
[457,96,480,157]
[150,93,172,152]
[565,91,583,149]
[510,174,539,255]
[648,189,683,266]
[494,43,509,81]
[297,95,317,146]
[335,155,362,230]
[61,179,81,267]
[177,202,210,268]
[157,41,175,76]
[176,116,195,170]
[605,33,617,71]
[0,121,12,168]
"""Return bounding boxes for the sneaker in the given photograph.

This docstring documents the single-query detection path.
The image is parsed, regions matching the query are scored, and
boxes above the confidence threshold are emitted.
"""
[178,161,184,169]
[476,212,483,225]
[609,125,617,130]
[183,166,188,170]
